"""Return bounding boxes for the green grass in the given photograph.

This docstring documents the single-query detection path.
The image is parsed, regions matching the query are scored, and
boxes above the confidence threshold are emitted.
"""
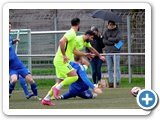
[9,88,141,109]
[10,77,144,110]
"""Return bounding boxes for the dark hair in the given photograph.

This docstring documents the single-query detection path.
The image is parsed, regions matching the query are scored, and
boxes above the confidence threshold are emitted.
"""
[9,22,12,25]
[74,54,81,61]
[91,26,98,32]
[71,18,80,26]
[85,30,95,36]
[108,20,115,25]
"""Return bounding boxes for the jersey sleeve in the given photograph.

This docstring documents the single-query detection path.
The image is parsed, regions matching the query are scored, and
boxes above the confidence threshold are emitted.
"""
[78,66,95,89]
[86,42,92,48]
[64,29,76,42]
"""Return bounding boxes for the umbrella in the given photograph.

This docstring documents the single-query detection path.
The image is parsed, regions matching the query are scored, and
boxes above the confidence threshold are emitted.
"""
[89,9,123,34]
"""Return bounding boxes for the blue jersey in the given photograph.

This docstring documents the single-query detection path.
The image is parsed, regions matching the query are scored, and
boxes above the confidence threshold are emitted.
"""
[69,61,95,91]
[9,34,25,70]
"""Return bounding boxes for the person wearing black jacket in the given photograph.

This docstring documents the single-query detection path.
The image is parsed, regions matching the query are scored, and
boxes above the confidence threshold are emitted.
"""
[86,26,105,86]
[103,20,122,88]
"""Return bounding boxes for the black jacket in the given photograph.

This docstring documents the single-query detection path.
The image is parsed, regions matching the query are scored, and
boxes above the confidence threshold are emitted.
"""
[103,25,122,53]
[85,34,105,53]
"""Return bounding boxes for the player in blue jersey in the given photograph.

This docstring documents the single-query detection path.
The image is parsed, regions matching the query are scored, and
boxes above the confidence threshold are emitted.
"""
[9,22,42,100]
[9,28,34,99]
[41,55,102,106]
[59,55,103,99]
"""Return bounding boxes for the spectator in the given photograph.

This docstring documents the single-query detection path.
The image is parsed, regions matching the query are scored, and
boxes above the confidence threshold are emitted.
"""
[103,20,122,88]
[85,26,105,86]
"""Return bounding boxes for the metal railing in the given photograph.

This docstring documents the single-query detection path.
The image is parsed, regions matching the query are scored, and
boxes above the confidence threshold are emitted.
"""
[18,53,145,88]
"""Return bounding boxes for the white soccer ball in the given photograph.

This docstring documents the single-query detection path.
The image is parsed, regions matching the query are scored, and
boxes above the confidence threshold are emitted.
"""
[131,87,141,97]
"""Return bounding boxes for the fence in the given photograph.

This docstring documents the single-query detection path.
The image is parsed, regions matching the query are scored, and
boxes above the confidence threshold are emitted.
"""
[10,10,145,69]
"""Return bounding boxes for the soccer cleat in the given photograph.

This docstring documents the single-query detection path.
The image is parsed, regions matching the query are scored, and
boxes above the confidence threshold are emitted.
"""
[52,86,59,100]
[34,96,42,101]
[92,93,98,98]
[26,92,34,99]
[41,99,55,106]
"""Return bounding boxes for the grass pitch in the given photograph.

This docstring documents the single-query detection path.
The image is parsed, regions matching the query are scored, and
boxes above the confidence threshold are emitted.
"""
[9,88,141,109]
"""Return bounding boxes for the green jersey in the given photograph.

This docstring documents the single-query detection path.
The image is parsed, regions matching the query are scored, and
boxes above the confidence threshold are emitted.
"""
[54,28,76,62]
[75,35,91,51]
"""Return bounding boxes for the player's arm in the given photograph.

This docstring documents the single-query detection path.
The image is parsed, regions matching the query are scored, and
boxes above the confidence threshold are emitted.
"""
[73,48,94,60]
[79,70,102,94]
[88,47,105,61]
[59,37,69,63]
[12,38,20,44]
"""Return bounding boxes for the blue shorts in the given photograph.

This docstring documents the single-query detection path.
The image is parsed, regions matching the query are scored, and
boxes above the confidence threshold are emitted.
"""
[9,66,31,78]
[68,87,93,99]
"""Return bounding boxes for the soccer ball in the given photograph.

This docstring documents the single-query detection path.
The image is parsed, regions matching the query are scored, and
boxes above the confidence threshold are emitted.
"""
[131,87,141,97]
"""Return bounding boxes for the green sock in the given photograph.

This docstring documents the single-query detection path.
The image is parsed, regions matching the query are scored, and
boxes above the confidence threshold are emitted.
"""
[61,76,78,86]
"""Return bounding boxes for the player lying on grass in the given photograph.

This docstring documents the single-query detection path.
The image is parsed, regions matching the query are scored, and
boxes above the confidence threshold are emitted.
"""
[41,55,103,106]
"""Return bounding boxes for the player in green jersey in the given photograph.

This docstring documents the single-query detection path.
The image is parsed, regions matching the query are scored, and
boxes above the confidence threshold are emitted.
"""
[74,30,106,70]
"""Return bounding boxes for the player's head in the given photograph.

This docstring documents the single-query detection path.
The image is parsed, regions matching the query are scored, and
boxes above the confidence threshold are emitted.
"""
[9,22,12,33]
[91,26,98,35]
[84,30,95,43]
[71,18,80,31]
[74,54,82,63]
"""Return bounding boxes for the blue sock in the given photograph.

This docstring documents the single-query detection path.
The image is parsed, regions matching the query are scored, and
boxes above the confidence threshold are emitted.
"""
[30,82,38,96]
[19,76,29,96]
[9,81,15,94]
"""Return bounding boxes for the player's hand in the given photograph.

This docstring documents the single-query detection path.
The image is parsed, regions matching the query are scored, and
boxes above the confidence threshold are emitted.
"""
[62,55,69,64]
[14,38,20,42]
[84,53,95,61]
[100,56,106,61]
[93,87,103,94]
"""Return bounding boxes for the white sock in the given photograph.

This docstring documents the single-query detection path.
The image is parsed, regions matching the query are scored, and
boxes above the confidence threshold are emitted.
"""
[44,93,51,101]
[56,83,62,90]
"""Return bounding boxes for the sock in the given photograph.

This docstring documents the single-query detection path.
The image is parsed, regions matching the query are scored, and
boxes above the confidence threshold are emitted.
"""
[9,81,15,94]
[30,82,38,96]
[19,76,29,96]
[60,76,78,87]
[56,83,63,90]
[48,83,58,96]
[44,93,51,101]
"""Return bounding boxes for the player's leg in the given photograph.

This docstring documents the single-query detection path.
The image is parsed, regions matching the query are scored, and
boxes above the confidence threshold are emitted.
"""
[59,91,76,99]
[77,89,96,99]
[52,60,78,99]
[9,70,18,97]
[59,86,76,99]
[20,67,42,100]
[18,75,34,99]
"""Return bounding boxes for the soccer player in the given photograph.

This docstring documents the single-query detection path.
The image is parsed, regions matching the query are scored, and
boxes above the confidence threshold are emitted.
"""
[74,30,106,70]
[9,32,34,99]
[41,55,102,105]
[9,22,41,100]
[59,55,103,100]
